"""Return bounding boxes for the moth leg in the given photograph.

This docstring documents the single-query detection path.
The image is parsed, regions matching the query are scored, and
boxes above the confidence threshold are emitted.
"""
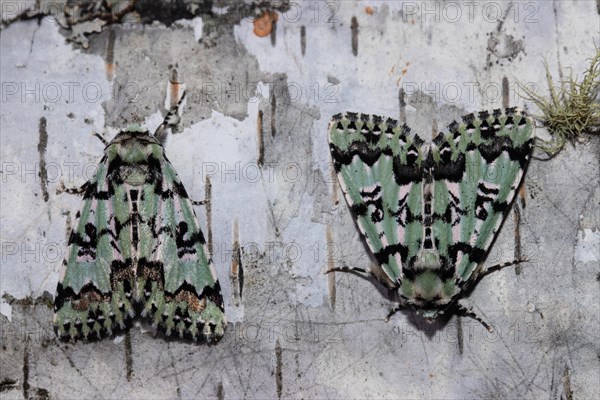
[56,180,88,195]
[479,257,529,280]
[191,199,207,206]
[324,265,369,276]
[384,305,405,322]
[456,299,494,333]
[326,262,400,295]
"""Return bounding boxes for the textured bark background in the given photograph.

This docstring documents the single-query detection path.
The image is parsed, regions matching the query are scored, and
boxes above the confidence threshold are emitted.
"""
[1,1,599,399]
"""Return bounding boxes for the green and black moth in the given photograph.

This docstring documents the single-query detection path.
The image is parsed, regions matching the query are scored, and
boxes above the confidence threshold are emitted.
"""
[54,92,226,342]
[328,108,535,331]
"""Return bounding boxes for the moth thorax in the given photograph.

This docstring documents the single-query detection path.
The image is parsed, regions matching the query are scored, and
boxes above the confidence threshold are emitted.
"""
[118,164,150,186]
[115,142,158,185]
[413,250,442,270]
[410,270,445,303]
[118,141,155,163]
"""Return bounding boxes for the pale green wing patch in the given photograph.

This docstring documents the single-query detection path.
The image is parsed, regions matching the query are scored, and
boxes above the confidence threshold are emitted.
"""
[431,108,535,282]
[329,113,426,285]
[54,158,134,340]
[137,154,226,341]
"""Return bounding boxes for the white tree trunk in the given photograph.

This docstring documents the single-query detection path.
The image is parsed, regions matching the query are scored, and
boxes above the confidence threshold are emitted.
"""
[1,1,598,399]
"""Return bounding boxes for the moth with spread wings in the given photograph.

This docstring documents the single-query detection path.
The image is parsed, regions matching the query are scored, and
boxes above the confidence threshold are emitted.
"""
[328,108,535,331]
[54,91,226,341]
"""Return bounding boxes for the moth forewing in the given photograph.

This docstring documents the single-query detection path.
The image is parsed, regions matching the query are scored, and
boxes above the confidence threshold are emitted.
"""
[328,108,534,329]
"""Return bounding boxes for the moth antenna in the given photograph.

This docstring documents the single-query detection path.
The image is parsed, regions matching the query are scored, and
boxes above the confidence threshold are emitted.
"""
[56,180,88,195]
[154,89,187,144]
[324,265,368,275]
[384,304,405,322]
[92,131,109,145]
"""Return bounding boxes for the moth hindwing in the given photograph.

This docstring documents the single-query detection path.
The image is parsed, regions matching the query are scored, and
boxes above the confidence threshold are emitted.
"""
[328,108,535,330]
[54,102,226,342]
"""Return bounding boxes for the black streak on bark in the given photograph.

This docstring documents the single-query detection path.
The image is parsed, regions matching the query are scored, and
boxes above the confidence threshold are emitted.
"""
[326,225,336,309]
[270,17,277,47]
[205,177,213,256]
[271,94,277,137]
[456,318,464,356]
[502,76,509,109]
[513,204,523,275]
[562,366,573,400]
[22,341,29,399]
[257,109,264,167]
[351,16,359,56]
[125,331,133,381]
[300,25,306,56]
[217,382,224,400]
[275,339,283,399]
[38,117,49,202]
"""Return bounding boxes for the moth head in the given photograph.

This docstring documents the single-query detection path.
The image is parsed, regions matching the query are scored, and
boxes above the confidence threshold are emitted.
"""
[123,123,145,133]
[110,125,159,145]
[419,308,441,322]
[400,268,457,319]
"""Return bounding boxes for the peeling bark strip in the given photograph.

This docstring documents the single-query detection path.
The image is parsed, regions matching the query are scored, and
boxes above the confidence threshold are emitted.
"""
[351,16,359,56]
[253,10,279,38]
[124,331,133,382]
[230,219,244,306]
[300,25,306,56]
[518,183,527,209]
[562,366,573,400]
[170,69,181,109]
[275,339,282,399]
[38,117,49,202]
[2,1,293,36]
[326,225,336,309]
[106,28,116,80]
[257,109,264,167]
